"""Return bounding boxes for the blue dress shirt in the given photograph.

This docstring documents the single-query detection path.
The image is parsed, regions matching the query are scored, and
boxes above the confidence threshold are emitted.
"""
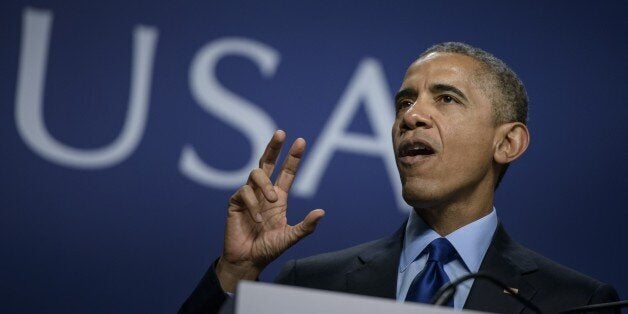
[397,208,498,309]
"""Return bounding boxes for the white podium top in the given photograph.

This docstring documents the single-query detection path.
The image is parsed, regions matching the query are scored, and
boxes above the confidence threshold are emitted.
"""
[235,281,488,314]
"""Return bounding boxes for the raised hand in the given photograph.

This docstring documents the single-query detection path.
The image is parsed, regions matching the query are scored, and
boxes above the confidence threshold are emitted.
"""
[215,130,325,292]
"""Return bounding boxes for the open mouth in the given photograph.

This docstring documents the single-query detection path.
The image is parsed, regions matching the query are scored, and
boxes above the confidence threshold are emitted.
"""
[398,141,435,158]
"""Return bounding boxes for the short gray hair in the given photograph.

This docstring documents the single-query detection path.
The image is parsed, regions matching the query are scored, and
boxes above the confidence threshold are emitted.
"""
[419,42,528,125]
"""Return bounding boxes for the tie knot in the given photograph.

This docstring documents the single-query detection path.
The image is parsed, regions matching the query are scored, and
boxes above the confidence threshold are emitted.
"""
[427,238,458,264]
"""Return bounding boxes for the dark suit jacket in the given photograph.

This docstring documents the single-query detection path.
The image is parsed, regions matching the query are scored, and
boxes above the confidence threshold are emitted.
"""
[179,223,619,313]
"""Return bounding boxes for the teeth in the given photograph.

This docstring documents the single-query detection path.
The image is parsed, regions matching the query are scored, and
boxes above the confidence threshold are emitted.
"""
[400,142,433,157]
[408,143,429,152]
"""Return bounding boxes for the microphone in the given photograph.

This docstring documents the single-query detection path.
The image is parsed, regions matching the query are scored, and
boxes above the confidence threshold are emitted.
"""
[559,300,628,313]
[430,272,542,313]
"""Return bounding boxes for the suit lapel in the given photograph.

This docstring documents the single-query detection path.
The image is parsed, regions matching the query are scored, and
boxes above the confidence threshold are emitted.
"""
[341,221,540,312]
[345,225,404,299]
[464,223,538,313]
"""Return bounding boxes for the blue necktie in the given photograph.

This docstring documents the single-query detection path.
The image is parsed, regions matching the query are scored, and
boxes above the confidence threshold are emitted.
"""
[405,238,459,306]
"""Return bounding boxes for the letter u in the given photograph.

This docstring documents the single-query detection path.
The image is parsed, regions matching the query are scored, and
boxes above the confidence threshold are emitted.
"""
[15,7,158,169]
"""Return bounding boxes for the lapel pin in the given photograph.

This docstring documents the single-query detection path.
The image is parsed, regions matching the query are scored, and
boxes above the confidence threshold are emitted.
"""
[503,287,519,295]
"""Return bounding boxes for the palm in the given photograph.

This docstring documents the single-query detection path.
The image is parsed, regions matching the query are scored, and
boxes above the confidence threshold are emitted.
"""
[225,189,297,267]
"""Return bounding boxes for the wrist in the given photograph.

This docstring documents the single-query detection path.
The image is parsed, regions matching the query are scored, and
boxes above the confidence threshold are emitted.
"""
[215,257,262,293]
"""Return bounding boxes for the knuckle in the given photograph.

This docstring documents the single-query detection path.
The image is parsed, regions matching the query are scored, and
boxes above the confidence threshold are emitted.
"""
[297,224,309,235]
[228,191,242,206]
[228,195,237,205]
[282,166,297,176]
[251,168,268,180]
[250,168,261,177]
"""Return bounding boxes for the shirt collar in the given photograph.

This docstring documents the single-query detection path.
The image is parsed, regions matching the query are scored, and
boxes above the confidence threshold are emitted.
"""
[400,207,498,273]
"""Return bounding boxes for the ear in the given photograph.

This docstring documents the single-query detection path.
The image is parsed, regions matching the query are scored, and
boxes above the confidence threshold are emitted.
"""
[493,122,530,165]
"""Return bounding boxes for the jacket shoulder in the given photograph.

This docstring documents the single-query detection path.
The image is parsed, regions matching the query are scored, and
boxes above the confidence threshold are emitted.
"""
[274,230,402,291]
[516,243,617,302]
[468,225,619,313]
[499,234,619,310]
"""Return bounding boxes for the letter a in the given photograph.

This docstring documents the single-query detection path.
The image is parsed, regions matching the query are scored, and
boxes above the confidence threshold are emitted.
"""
[293,58,410,212]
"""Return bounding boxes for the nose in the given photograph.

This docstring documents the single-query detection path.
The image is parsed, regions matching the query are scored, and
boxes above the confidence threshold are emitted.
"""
[401,99,434,131]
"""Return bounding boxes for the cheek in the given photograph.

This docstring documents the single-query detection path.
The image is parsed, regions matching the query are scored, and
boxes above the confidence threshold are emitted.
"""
[443,123,495,166]
[391,119,402,144]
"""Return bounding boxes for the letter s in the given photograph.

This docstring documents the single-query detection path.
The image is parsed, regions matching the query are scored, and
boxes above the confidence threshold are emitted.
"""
[181,38,278,188]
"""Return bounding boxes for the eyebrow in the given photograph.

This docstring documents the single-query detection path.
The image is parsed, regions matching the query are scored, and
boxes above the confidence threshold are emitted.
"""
[394,88,417,103]
[429,83,468,102]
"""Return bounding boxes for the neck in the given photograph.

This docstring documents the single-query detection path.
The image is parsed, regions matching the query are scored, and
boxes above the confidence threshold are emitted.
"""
[415,204,493,236]
[414,180,495,236]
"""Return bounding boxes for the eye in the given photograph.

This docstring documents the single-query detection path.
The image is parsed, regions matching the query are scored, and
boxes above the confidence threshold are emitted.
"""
[438,95,459,104]
[396,99,413,111]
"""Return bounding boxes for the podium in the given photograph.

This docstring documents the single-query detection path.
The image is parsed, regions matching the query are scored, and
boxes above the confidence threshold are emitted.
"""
[233,281,488,314]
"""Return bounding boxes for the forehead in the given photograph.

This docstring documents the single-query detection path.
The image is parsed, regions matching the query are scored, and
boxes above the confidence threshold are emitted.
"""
[401,52,485,92]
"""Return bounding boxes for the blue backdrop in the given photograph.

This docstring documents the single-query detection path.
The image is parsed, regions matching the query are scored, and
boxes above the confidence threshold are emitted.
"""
[1,1,627,312]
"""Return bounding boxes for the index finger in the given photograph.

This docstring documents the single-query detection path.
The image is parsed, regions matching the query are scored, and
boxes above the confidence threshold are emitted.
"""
[258,130,286,176]
[275,137,306,192]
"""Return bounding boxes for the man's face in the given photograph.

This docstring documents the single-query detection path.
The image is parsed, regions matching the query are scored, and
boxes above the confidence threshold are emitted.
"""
[392,52,499,209]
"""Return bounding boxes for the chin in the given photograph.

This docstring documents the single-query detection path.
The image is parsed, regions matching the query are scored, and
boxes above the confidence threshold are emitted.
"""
[401,182,444,209]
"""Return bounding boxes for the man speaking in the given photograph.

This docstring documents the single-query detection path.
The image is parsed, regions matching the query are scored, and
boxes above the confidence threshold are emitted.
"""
[179,42,619,313]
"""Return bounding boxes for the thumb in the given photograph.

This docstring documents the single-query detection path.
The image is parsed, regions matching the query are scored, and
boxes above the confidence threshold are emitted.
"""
[291,209,325,240]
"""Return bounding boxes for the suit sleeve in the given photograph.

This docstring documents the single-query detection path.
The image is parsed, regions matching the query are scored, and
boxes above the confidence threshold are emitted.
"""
[587,283,621,314]
[178,259,228,314]
[273,259,297,285]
